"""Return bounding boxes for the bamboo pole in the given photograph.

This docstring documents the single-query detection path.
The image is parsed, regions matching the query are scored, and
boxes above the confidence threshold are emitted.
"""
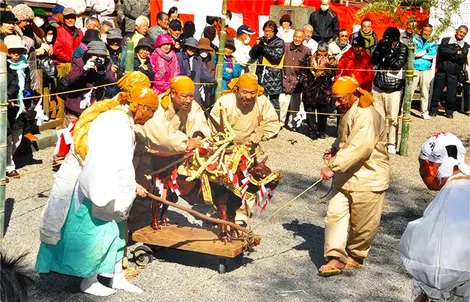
[399,43,415,156]
[0,52,7,241]
[125,41,134,72]
[214,0,228,101]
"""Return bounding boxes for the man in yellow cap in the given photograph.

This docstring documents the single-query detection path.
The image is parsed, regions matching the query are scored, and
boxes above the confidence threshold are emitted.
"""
[209,73,280,221]
[210,73,280,145]
[36,86,159,297]
[317,76,390,277]
[130,76,211,230]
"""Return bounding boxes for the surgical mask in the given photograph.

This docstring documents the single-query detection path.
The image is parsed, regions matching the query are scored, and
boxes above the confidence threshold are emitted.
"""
[34,17,44,28]
[244,36,251,44]
[320,5,329,11]
[100,34,107,43]
[46,35,53,43]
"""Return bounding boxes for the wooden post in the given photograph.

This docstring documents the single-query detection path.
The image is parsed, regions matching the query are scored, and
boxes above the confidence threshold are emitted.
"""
[214,0,228,101]
[125,41,134,72]
[0,52,7,240]
[399,42,415,156]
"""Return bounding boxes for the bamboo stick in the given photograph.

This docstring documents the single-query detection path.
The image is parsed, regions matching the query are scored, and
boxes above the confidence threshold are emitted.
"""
[399,42,415,156]
[146,192,250,235]
[0,52,7,241]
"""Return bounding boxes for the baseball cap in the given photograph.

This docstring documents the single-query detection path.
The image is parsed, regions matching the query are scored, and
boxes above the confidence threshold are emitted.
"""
[169,19,182,31]
[63,7,77,16]
[237,25,255,36]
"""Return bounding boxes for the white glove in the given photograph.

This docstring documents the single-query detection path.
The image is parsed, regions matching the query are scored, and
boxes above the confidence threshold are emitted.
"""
[415,51,426,58]
[84,58,95,71]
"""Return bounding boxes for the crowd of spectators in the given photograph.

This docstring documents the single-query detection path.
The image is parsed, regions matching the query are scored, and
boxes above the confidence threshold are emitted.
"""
[0,0,469,178]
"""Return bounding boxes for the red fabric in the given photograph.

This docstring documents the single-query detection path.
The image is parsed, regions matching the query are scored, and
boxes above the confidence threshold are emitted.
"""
[150,0,163,26]
[335,48,374,92]
[53,25,83,64]
[151,0,429,42]
[179,14,195,24]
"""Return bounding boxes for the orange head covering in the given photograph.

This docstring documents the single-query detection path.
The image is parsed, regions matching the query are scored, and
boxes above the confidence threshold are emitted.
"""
[332,76,374,108]
[170,76,195,93]
[118,71,151,92]
[224,73,265,96]
[159,76,195,109]
[127,86,159,112]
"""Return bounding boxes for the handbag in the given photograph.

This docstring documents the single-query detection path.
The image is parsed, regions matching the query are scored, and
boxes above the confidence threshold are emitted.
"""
[458,68,468,84]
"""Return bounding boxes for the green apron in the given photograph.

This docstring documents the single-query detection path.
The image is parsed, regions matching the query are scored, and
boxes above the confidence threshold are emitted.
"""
[35,195,125,278]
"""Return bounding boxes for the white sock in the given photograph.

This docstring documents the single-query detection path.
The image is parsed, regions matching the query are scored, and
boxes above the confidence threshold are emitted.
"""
[80,274,117,297]
[111,259,143,294]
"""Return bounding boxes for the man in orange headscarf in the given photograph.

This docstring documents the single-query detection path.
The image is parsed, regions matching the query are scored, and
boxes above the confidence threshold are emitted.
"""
[210,73,280,145]
[210,73,280,222]
[317,76,390,277]
[130,76,211,231]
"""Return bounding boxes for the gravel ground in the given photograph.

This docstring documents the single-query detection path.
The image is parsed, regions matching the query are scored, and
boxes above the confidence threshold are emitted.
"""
[2,108,469,302]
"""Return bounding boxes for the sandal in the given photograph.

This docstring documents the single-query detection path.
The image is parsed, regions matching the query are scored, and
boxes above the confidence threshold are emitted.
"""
[318,264,343,277]
[344,257,363,269]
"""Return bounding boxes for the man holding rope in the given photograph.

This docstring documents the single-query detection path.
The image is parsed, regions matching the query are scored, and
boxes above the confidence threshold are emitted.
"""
[318,76,390,277]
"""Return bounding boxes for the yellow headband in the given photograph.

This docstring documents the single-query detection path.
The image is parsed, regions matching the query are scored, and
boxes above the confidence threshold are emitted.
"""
[332,76,374,108]
[118,71,151,92]
[128,86,159,112]
[171,76,195,93]
[223,73,265,96]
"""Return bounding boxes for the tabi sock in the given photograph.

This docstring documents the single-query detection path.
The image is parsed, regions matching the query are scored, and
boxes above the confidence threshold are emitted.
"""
[80,274,117,297]
[111,260,143,294]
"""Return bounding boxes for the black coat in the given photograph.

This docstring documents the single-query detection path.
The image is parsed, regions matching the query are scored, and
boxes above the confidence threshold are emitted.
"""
[249,36,285,95]
[371,41,408,92]
[436,37,469,75]
[7,63,32,133]
[308,9,339,43]
[134,53,154,81]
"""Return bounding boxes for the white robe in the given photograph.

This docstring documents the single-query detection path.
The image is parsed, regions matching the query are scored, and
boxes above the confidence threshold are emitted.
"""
[39,108,136,244]
[400,175,470,301]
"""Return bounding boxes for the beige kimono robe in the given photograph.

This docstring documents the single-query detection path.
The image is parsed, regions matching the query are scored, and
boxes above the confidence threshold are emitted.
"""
[210,93,280,145]
[329,99,390,192]
[129,97,210,231]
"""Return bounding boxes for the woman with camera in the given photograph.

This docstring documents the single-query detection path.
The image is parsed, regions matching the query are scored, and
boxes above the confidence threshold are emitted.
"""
[62,41,117,126]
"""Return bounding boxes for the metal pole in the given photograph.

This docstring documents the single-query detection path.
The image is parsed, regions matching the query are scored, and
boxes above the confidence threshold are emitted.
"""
[0,52,8,240]
[399,42,415,156]
[125,41,134,72]
[214,0,228,101]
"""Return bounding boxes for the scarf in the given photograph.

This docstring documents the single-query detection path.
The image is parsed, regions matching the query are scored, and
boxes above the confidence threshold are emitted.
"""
[335,39,349,50]
[359,30,375,50]
[224,55,234,70]
[8,55,29,118]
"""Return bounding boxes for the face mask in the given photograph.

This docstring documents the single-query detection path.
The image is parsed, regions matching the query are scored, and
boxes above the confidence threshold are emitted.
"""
[320,5,329,11]
[46,35,53,43]
[100,34,107,43]
[200,51,208,58]
[34,17,44,28]
[244,36,251,44]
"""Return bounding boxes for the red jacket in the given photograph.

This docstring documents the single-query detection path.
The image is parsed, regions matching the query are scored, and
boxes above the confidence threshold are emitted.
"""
[335,48,374,92]
[53,25,83,64]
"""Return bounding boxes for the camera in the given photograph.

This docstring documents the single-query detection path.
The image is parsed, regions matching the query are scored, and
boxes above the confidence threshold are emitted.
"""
[94,57,107,74]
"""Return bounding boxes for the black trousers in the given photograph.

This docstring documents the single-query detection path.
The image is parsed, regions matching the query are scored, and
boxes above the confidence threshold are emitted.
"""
[305,103,328,134]
[463,82,470,112]
[430,72,458,115]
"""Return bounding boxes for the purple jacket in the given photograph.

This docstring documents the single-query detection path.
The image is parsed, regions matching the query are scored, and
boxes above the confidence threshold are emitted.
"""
[64,56,116,114]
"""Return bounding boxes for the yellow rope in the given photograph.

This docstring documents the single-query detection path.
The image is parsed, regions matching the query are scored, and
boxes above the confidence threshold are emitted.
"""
[251,179,323,232]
